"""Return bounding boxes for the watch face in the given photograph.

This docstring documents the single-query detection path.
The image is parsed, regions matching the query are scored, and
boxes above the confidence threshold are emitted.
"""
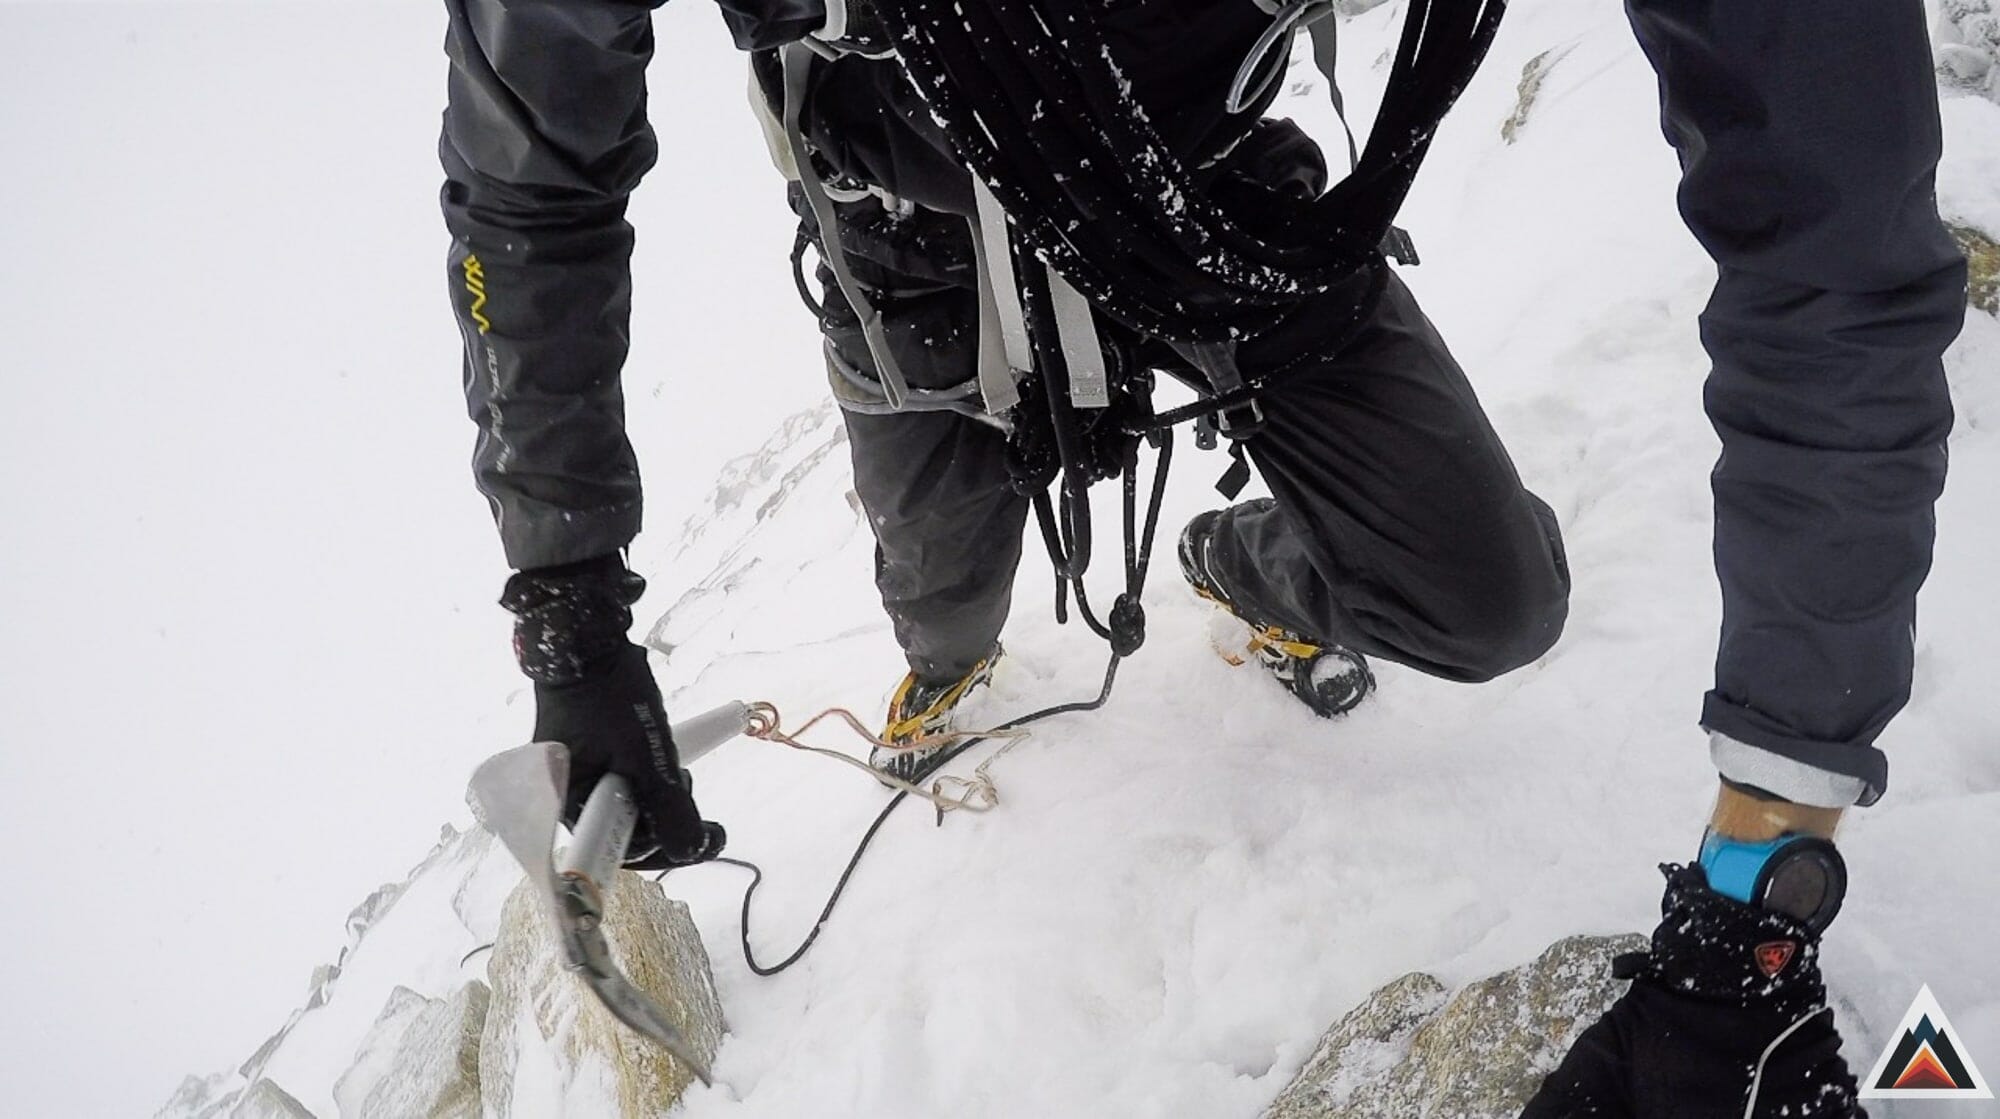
[1757,839,1848,934]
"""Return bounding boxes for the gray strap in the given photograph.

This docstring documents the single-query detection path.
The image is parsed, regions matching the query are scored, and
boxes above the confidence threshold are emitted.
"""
[782,43,912,410]
[974,176,1108,413]
[1305,13,1359,173]
[1190,339,1263,436]
[748,63,799,181]
[971,176,1034,374]
[1047,265,1110,409]
[814,0,849,43]
[965,217,1023,414]
[825,342,998,424]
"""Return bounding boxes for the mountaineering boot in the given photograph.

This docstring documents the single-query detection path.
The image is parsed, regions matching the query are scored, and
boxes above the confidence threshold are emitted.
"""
[1179,507,1374,718]
[870,647,1001,784]
[1520,862,1864,1118]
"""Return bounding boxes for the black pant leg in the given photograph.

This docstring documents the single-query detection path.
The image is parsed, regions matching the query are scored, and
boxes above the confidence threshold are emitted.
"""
[1627,0,1964,804]
[1205,272,1571,684]
[441,0,667,570]
[812,213,1029,683]
[840,404,1028,682]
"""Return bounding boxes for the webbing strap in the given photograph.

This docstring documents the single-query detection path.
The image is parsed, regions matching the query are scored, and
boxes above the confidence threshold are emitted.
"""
[782,43,913,410]
[965,207,1023,413]
[814,0,849,43]
[1305,13,1360,173]
[971,177,1035,373]
[1188,340,1263,438]
[1048,266,1110,409]
[976,176,1107,412]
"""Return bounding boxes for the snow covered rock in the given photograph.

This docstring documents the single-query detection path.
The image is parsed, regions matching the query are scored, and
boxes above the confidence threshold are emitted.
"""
[331,987,427,1115]
[156,824,518,1119]
[1263,973,1452,1119]
[479,872,723,1116]
[154,1074,317,1119]
[1263,934,1647,1119]
[228,1080,315,1119]
[1501,46,1574,145]
[1949,222,2000,315]
[156,1073,238,1119]
[333,982,488,1119]
[1936,0,2000,98]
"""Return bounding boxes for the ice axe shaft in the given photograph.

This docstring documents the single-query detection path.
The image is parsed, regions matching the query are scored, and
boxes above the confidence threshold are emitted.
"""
[557,775,637,901]
[670,699,754,767]
[468,699,753,1088]
[559,699,751,887]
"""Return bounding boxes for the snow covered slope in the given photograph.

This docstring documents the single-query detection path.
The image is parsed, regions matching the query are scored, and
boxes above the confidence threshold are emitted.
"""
[7,0,1992,1115]
[627,15,2000,1115]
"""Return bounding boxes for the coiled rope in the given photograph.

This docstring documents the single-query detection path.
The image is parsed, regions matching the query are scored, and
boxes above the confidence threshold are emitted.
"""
[874,0,1504,344]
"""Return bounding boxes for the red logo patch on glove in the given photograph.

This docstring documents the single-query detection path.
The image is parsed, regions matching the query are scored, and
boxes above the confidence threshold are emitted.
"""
[1755,940,1797,978]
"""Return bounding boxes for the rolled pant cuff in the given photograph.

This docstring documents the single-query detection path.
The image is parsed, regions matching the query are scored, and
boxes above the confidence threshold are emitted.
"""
[1705,725,1884,809]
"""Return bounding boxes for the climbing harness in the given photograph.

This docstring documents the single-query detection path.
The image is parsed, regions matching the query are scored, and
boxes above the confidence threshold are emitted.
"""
[696,0,1507,976]
[779,0,1502,568]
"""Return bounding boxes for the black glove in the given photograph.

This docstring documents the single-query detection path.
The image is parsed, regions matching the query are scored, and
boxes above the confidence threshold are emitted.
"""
[1520,865,1862,1119]
[500,556,726,871]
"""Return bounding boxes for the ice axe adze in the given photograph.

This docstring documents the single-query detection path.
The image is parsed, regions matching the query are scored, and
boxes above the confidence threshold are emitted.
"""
[466,701,752,1087]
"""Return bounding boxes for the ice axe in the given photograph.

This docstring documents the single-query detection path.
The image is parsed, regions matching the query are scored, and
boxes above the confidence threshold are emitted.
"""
[466,701,752,1087]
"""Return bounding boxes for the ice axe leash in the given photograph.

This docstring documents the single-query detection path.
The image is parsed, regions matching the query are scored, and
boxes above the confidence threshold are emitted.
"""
[465,701,754,1086]
[671,433,1172,978]
[678,652,1123,976]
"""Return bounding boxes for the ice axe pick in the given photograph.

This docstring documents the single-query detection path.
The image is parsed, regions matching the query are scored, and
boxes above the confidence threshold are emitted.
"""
[466,701,752,1086]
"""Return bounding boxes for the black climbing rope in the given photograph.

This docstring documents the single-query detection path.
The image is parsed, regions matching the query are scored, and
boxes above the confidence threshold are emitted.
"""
[666,650,1123,977]
[660,430,1173,977]
[874,0,1504,343]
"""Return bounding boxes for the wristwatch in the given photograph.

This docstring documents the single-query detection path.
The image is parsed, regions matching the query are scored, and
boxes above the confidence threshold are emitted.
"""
[1699,831,1848,934]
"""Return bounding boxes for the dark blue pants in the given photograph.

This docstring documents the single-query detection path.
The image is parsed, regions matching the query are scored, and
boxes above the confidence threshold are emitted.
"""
[1629,0,1964,806]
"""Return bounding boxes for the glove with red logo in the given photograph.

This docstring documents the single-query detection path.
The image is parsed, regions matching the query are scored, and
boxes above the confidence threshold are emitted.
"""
[1520,864,1863,1118]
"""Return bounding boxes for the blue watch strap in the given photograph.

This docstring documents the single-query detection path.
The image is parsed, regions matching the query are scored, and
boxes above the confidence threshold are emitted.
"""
[1698,831,1799,905]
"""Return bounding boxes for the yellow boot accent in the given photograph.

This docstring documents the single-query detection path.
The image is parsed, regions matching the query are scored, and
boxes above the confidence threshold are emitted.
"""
[881,650,999,744]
